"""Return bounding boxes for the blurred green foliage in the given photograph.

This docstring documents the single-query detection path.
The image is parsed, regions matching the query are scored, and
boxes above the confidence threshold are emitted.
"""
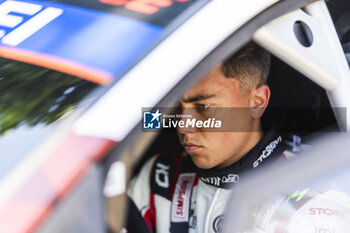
[0,58,98,135]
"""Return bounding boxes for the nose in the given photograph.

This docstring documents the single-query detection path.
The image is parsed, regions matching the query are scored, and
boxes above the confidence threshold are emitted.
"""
[176,107,198,134]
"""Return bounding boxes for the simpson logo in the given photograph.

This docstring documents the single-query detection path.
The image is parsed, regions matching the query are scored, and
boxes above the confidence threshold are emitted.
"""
[171,173,195,222]
[253,136,282,168]
[0,1,63,46]
[143,109,161,129]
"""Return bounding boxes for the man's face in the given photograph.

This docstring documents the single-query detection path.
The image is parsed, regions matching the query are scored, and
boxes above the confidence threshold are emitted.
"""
[177,64,265,169]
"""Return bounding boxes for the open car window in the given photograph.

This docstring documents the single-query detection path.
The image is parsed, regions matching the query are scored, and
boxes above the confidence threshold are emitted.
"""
[0,57,98,179]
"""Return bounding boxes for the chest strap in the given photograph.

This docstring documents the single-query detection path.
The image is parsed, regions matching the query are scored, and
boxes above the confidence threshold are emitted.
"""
[150,153,197,233]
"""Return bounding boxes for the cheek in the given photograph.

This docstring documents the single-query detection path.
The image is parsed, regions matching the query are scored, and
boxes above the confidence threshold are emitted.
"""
[220,111,252,131]
[193,133,240,169]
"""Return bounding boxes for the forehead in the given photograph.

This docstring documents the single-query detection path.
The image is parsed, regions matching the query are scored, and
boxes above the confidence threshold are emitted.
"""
[182,64,239,100]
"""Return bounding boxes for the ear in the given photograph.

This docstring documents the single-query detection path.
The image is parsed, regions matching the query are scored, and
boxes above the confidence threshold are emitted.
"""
[250,85,270,119]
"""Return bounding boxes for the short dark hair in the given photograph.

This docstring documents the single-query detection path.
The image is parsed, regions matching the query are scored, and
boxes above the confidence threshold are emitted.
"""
[221,42,271,93]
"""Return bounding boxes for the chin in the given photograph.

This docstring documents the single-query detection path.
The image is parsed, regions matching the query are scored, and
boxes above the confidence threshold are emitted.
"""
[190,155,215,169]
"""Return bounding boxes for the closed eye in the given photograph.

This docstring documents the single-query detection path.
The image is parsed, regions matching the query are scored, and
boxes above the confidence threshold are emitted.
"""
[196,104,210,112]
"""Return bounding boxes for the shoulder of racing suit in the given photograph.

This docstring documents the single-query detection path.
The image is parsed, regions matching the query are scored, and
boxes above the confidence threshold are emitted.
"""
[127,152,197,233]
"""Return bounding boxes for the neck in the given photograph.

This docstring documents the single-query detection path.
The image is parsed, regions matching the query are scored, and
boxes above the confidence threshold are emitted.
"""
[217,122,263,169]
[196,130,286,189]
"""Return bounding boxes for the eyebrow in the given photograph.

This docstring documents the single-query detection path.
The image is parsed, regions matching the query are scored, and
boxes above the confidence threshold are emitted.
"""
[182,94,216,103]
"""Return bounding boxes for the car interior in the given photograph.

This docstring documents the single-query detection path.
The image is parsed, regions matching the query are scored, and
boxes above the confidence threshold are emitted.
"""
[132,52,347,179]
[132,0,350,176]
[123,2,350,232]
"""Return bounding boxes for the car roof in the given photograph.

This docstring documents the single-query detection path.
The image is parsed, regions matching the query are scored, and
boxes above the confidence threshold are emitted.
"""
[0,0,201,84]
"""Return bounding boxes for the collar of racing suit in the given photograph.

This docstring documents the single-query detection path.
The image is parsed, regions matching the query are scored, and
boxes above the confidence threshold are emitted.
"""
[196,131,289,189]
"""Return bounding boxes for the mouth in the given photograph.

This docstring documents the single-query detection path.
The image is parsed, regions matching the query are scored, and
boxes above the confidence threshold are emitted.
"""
[183,142,203,152]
